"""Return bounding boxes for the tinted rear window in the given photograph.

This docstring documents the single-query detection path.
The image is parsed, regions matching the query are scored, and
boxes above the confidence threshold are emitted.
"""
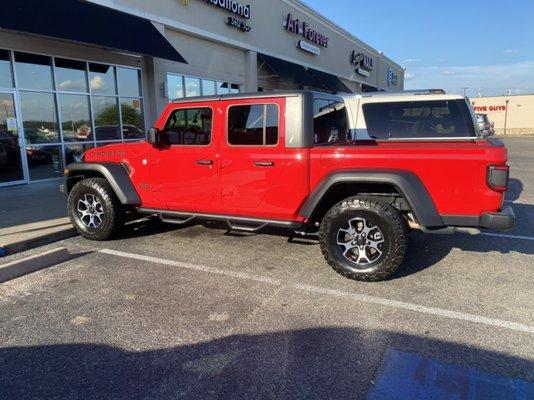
[314,99,351,145]
[363,100,476,139]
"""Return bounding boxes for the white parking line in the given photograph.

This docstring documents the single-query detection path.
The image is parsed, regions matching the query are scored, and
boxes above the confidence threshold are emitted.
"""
[100,248,534,335]
[479,232,534,241]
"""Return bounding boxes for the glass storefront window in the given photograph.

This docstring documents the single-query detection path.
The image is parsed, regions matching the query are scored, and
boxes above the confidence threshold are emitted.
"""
[20,92,59,144]
[27,145,62,180]
[93,96,120,141]
[65,143,93,165]
[0,93,23,183]
[97,141,121,147]
[167,74,184,100]
[185,76,201,97]
[55,58,88,93]
[89,63,116,95]
[0,50,13,88]
[117,67,141,97]
[167,74,240,100]
[59,94,91,142]
[202,80,216,96]
[14,52,53,91]
[120,98,145,139]
[216,81,229,95]
[230,83,240,94]
[0,51,144,182]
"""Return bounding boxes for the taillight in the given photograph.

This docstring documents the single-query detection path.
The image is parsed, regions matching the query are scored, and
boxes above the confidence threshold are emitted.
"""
[487,165,509,192]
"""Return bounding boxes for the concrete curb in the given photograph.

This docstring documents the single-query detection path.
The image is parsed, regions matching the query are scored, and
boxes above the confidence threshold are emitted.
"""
[0,227,77,257]
[0,247,72,283]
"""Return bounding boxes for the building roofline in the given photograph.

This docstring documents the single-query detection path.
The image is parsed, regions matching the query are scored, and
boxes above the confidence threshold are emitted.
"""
[87,0,403,72]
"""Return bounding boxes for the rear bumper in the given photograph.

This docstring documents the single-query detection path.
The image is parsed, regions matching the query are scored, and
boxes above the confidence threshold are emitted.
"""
[479,206,516,231]
[441,206,516,232]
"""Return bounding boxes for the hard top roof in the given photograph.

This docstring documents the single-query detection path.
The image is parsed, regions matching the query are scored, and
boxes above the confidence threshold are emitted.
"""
[170,90,344,104]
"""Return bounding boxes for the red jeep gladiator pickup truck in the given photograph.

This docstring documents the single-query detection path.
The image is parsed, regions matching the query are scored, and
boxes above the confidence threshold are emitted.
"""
[62,90,515,281]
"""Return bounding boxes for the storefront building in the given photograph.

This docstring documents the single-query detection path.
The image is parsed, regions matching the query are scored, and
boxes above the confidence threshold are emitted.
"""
[471,95,534,135]
[0,0,404,187]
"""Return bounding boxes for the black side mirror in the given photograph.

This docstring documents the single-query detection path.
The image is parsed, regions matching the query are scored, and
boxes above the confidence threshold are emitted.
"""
[148,127,161,145]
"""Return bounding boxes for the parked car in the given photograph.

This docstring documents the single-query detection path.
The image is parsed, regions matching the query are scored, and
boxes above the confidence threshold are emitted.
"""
[62,90,514,282]
[476,113,495,137]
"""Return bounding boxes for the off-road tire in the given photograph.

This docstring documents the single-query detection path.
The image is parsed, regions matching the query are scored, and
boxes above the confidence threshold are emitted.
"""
[68,178,124,241]
[319,196,407,282]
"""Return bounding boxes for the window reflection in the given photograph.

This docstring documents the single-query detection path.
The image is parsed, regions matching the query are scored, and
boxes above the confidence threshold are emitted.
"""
[93,96,120,141]
[167,74,184,100]
[120,98,144,139]
[55,58,88,93]
[117,67,141,97]
[20,92,59,144]
[216,81,229,95]
[230,83,240,94]
[59,94,91,142]
[185,77,201,97]
[27,145,62,180]
[0,50,13,88]
[14,52,53,91]
[167,74,240,99]
[202,80,216,96]
[0,93,23,183]
[65,143,93,164]
[89,63,116,95]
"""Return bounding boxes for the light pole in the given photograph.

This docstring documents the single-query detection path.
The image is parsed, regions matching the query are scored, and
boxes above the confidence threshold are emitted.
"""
[461,87,469,97]
[504,99,510,136]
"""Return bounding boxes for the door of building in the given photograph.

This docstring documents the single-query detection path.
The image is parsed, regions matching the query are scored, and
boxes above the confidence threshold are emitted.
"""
[0,91,27,187]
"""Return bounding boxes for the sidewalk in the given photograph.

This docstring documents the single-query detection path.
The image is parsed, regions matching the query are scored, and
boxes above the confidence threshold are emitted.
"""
[0,180,76,256]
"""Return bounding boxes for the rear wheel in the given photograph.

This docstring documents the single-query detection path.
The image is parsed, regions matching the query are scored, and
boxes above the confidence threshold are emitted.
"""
[68,178,124,241]
[319,197,407,282]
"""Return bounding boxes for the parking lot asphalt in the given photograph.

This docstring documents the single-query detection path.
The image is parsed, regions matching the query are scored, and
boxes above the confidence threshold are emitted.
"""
[1,137,533,399]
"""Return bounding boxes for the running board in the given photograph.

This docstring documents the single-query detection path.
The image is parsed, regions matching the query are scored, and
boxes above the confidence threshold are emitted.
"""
[138,208,303,231]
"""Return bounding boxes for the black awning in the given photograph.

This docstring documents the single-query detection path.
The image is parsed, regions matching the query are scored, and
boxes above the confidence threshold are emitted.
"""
[258,53,317,88]
[308,68,353,93]
[0,0,187,64]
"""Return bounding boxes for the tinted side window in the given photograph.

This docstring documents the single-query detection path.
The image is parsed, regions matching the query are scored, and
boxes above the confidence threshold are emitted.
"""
[228,104,279,146]
[362,100,476,139]
[314,100,351,145]
[164,108,212,145]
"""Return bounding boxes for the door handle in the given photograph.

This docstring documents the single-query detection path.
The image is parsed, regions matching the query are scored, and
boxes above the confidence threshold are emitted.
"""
[196,159,213,166]
[254,161,275,167]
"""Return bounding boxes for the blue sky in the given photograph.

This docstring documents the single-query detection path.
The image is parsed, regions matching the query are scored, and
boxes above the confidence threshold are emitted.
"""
[303,0,534,96]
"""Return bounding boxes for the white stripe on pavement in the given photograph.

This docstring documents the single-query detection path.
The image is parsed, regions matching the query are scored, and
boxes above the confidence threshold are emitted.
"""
[99,248,534,335]
[479,232,534,241]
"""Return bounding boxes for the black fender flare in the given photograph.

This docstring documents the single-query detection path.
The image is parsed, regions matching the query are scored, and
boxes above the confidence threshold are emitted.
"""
[64,162,141,206]
[300,170,444,228]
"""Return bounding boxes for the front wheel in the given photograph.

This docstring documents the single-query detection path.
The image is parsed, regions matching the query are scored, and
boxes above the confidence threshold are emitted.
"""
[68,178,124,241]
[319,197,407,282]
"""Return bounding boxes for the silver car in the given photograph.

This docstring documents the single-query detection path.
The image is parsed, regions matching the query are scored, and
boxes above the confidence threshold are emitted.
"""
[476,114,495,137]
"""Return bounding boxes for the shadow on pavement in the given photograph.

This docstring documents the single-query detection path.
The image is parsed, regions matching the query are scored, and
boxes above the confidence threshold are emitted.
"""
[109,194,533,281]
[506,178,523,203]
[0,327,532,399]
